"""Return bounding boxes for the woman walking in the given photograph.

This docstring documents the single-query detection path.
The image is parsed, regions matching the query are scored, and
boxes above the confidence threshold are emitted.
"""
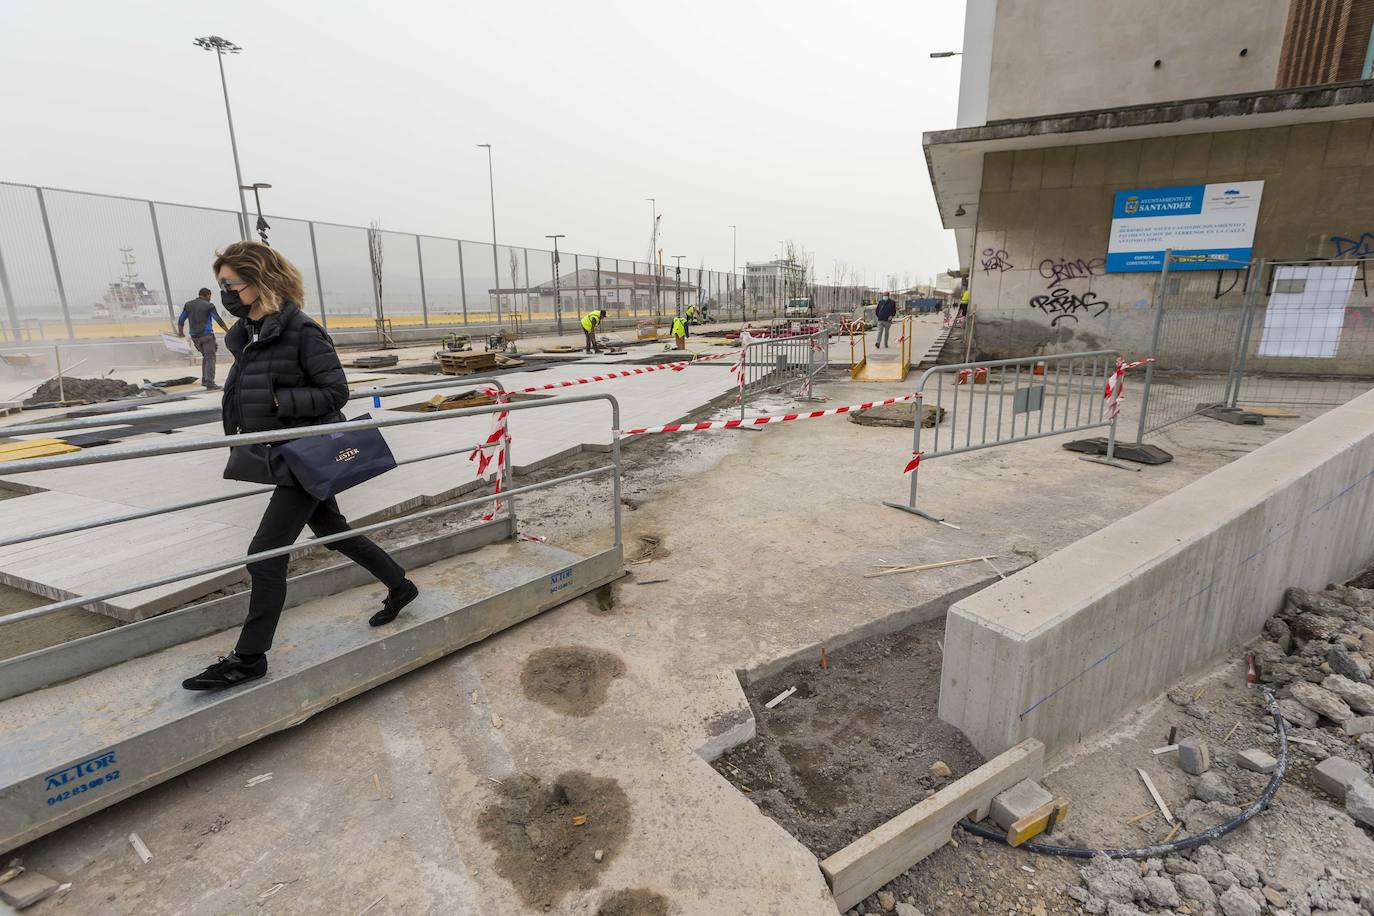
[183,241,418,691]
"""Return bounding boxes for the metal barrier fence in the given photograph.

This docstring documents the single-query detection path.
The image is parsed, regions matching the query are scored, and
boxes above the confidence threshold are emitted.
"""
[885,351,1118,524]
[0,384,622,631]
[1135,253,1255,439]
[1227,257,1374,410]
[0,181,800,343]
[1134,252,1374,438]
[738,329,829,417]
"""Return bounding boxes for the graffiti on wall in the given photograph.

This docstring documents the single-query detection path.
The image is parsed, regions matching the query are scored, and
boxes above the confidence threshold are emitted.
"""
[1029,288,1110,326]
[1332,233,1374,259]
[980,248,1014,272]
[1038,256,1105,288]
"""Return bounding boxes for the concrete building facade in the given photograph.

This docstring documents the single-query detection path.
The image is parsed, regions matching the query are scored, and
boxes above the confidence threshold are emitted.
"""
[930,1,1374,359]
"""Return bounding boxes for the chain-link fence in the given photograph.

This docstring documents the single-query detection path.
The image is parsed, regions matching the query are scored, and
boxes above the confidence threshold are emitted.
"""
[0,181,783,344]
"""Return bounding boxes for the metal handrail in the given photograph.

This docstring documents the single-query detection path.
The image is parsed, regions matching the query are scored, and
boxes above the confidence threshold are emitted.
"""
[0,389,623,626]
[886,351,1119,524]
[2,373,512,437]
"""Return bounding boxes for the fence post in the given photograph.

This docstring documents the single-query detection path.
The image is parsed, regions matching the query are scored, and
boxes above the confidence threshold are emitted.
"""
[415,235,429,327]
[523,248,532,321]
[0,234,20,342]
[1134,248,1172,444]
[147,202,177,328]
[308,222,328,331]
[34,189,75,341]
[457,240,469,326]
[1226,257,1263,408]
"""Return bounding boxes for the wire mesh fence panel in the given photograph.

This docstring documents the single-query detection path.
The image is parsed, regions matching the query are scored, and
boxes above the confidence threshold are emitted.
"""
[153,203,243,323]
[256,215,321,322]
[45,188,167,339]
[459,240,497,324]
[0,184,59,342]
[496,244,524,324]
[1137,257,1253,438]
[311,222,374,329]
[525,248,554,322]
[419,237,464,324]
[374,230,424,328]
[1231,257,1374,409]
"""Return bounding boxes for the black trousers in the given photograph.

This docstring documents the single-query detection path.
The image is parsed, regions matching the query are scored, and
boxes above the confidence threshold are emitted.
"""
[235,485,408,655]
[583,328,598,352]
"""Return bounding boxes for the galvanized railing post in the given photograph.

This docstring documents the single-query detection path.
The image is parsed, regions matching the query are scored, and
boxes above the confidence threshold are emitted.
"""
[1135,248,1171,444]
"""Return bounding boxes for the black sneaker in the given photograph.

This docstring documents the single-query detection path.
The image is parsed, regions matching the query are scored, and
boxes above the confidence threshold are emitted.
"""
[182,652,267,691]
[369,580,418,627]
[204,383,222,391]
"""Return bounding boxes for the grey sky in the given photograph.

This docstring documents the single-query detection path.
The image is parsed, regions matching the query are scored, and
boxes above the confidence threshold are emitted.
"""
[2,0,963,289]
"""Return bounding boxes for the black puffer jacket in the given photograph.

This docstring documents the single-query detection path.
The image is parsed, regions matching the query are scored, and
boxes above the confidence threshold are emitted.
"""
[222,301,349,435]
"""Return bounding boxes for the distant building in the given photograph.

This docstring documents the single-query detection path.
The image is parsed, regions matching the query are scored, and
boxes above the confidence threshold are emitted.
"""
[927,0,1374,354]
[745,259,806,304]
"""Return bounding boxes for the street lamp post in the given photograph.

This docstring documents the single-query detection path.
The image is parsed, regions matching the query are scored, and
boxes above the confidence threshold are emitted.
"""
[241,182,272,245]
[729,224,737,316]
[194,35,250,241]
[671,255,685,317]
[546,234,566,335]
[645,198,659,317]
[477,144,503,325]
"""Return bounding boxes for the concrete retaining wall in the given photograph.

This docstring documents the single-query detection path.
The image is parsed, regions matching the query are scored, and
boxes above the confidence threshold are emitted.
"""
[940,388,1374,760]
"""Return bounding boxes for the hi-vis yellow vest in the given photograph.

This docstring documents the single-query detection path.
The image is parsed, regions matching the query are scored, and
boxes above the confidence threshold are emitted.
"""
[672,317,687,337]
[581,313,600,333]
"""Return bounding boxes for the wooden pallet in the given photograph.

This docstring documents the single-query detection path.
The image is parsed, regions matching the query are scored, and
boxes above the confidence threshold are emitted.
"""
[436,351,499,375]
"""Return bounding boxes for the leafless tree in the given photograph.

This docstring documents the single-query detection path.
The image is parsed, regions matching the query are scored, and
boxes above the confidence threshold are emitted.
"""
[509,247,523,319]
[367,221,387,345]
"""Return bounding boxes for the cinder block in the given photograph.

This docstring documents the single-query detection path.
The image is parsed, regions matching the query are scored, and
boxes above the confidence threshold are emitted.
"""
[1178,737,1211,775]
[0,871,60,908]
[990,778,1054,830]
[1311,757,1370,802]
[1236,749,1277,774]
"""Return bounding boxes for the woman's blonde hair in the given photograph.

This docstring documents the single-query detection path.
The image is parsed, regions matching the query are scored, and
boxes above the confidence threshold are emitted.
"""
[212,241,305,315]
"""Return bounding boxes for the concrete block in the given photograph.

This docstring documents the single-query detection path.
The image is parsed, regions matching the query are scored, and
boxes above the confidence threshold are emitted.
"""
[1178,737,1211,775]
[1345,717,1374,737]
[1235,749,1277,774]
[989,778,1053,830]
[1278,699,1319,730]
[0,871,59,908]
[1311,757,1371,802]
[1348,780,1374,828]
[820,739,1044,912]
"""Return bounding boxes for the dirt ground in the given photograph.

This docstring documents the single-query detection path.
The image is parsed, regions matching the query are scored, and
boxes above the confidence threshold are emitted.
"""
[714,571,1374,916]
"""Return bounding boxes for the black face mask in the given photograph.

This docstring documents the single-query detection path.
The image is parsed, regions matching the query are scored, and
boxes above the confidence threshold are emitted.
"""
[220,286,251,319]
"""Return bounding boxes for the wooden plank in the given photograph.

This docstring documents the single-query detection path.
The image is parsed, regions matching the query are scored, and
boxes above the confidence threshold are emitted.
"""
[1006,798,1069,847]
[821,739,1045,911]
[1137,768,1173,824]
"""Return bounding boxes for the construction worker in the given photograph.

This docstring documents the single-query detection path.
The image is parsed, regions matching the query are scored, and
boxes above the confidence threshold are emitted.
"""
[581,308,607,353]
[671,314,687,350]
[685,303,696,334]
[959,286,971,320]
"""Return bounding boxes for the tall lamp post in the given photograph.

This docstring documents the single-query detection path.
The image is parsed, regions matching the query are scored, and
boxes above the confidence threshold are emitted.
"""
[546,234,566,335]
[194,35,250,241]
[241,182,271,245]
[728,224,737,316]
[477,144,503,325]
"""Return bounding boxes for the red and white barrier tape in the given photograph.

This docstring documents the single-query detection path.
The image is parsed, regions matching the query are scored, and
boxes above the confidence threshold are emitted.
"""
[1103,357,1154,422]
[507,361,688,395]
[469,387,510,521]
[903,450,924,474]
[621,394,918,436]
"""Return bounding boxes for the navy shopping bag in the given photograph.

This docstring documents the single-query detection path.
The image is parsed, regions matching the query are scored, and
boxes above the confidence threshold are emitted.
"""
[277,413,397,501]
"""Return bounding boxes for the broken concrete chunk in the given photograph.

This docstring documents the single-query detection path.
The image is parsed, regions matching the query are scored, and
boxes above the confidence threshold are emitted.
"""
[1292,613,1346,643]
[1310,757,1370,802]
[1143,875,1180,907]
[1235,748,1277,774]
[1327,645,1371,684]
[1345,716,1374,737]
[1178,736,1211,775]
[1287,587,1357,620]
[1278,698,1319,729]
[1194,771,1237,806]
[928,760,951,779]
[1347,780,1374,828]
[876,890,896,911]
[1217,883,1260,916]
[1175,872,1216,906]
[1290,681,1355,723]
[989,778,1053,830]
[1322,674,1374,715]
[0,871,60,909]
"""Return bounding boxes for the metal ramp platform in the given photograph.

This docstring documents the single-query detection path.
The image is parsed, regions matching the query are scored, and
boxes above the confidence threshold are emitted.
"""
[852,355,909,382]
[849,314,913,383]
[0,386,626,855]
[0,533,621,853]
